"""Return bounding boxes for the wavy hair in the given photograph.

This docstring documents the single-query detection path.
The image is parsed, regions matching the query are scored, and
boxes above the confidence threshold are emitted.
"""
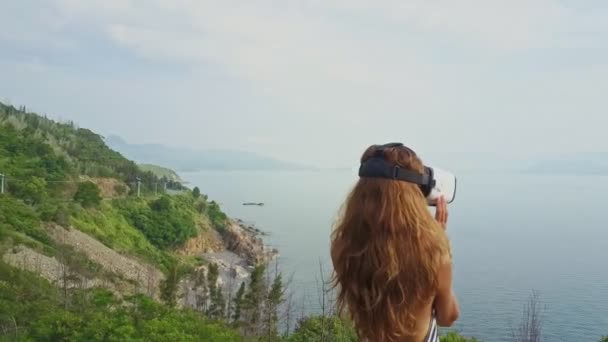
[330,144,450,341]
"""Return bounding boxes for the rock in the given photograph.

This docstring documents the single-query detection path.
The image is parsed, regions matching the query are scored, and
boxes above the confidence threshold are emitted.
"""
[175,223,224,256]
[45,224,165,300]
[221,220,277,266]
[2,244,127,298]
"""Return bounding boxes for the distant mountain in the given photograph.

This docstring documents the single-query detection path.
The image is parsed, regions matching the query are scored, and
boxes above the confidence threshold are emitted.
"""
[105,135,315,172]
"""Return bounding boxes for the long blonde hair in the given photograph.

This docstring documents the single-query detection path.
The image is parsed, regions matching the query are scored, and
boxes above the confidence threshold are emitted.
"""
[330,143,450,341]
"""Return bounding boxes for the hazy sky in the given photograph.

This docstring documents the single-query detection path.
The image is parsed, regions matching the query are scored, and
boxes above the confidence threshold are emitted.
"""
[1,0,607,168]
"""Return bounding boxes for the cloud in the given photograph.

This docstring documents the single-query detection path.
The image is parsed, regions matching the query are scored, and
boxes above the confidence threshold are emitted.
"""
[331,0,572,50]
[2,0,608,166]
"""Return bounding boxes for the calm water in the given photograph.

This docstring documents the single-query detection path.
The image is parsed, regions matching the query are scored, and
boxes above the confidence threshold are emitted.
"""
[181,170,608,341]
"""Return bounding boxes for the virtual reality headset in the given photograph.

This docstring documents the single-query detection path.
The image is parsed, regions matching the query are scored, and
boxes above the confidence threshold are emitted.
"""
[358,142,456,206]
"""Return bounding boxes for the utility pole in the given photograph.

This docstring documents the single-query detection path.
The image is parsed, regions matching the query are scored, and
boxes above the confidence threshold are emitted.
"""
[136,177,141,198]
[0,173,4,194]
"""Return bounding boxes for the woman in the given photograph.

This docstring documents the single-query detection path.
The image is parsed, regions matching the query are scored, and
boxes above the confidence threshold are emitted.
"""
[330,143,460,342]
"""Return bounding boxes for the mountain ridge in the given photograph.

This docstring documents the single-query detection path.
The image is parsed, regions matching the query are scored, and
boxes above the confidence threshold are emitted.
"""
[105,135,316,172]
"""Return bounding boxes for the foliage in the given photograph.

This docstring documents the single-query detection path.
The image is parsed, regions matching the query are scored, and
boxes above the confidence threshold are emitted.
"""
[207,200,228,232]
[599,336,608,342]
[160,262,180,307]
[264,273,284,338]
[0,119,70,206]
[139,163,182,182]
[0,261,243,342]
[192,186,201,199]
[240,264,266,335]
[207,262,225,319]
[0,195,51,247]
[69,201,173,271]
[116,195,197,249]
[285,315,358,342]
[232,282,246,322]
[440,331,482,342]
[73,181,102,208]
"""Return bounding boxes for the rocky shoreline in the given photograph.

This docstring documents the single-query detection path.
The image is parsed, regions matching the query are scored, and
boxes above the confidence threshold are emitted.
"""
[178,218,279,308]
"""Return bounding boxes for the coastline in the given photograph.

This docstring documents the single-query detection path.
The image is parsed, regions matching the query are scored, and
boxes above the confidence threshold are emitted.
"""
[178,217,279,309]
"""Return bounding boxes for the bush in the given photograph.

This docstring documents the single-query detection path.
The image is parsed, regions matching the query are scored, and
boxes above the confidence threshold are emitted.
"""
[440,331,482,342]
[0,261,243,342]
[207,200,227,232]
[117,195,197,249]
[286,316,358,342]
[0,196,50,245]
[73,181,101,208]
[69,201,173,271]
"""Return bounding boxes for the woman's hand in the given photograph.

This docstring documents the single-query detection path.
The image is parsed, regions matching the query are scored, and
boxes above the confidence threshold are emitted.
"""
[435,196,448,230]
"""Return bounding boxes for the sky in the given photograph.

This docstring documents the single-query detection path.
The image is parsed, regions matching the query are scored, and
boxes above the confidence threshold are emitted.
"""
[1,0,607,169]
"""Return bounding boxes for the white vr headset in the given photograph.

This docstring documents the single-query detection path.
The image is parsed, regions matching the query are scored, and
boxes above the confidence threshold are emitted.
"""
[358,142,456,206]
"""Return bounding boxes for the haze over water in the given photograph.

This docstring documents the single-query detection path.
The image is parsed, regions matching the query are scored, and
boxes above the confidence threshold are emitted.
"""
[182,169,608,342]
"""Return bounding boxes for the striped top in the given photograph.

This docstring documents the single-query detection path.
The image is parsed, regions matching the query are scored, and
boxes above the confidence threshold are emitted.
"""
[423,313,439,342]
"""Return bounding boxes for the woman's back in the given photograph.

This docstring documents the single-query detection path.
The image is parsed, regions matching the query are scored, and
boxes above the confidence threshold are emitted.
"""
[330,143,460,342]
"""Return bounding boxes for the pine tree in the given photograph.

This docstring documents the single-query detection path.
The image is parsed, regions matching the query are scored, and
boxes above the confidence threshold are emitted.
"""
[194,267,208,313]
[242,264,266,336]
[265,273,284,340]
[232,282,246,322]
[160,264,179,307]
[207,263,225,319]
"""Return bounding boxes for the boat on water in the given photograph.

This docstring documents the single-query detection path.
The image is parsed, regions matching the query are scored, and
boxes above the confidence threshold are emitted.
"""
[242,202,264,206]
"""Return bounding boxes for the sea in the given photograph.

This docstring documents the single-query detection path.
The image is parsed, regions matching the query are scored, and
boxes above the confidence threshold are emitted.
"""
[180,169,608,342]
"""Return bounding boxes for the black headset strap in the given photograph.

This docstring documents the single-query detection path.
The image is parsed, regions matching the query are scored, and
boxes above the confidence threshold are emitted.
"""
[358,157,429,185]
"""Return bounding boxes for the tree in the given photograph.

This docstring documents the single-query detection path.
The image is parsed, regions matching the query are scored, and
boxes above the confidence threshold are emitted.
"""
[18,176,48,205]
[194,268,209,313]
[150,195,171,212]
[73,181,101,208]
[241,264,266,336]
[265,273,284,339]
[160,264,179,307]
[511,290,543,342]
[232,282,246,322]
[192,186,201,199]
[207,263,225,319]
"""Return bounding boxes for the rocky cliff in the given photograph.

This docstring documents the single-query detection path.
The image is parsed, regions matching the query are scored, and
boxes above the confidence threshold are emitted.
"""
[221,220,278,267]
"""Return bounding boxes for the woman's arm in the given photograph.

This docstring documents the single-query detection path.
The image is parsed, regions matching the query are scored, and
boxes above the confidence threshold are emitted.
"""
[434,259,460,327]
[433,196,460,326]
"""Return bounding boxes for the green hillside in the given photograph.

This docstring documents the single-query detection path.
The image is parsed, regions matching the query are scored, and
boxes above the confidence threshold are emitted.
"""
[0,102,245,340]
[139,163,183,182]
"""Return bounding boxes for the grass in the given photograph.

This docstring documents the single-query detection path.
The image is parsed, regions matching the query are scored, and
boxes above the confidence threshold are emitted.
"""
[139,163,182,182]
[69,201,173,272]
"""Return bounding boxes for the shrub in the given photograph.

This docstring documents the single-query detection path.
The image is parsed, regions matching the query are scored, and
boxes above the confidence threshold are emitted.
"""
[117,196,197,249]
[286,316,358,342]
[73,181,101,208]
[440,331,482,342]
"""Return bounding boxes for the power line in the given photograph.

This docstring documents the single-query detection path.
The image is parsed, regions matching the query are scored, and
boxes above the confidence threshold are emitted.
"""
[0,172,188,199]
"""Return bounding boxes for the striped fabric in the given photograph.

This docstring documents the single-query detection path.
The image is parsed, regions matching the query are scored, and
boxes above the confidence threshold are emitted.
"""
[423,314,439,342]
